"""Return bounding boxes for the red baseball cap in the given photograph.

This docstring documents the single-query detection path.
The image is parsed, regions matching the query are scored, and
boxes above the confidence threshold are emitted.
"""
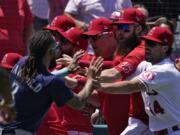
[113,8,146,25]
[43,15,75,34]
[82,18,113,36]
[60,27,88,50]
[0,53,23,69]
[141,26,173,47]
[50,15,75,31]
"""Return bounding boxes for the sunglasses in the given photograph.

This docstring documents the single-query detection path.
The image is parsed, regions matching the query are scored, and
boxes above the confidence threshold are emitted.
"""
[117,24,131,32]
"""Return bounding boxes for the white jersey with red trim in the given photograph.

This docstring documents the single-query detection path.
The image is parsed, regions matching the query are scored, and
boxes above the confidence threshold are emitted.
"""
[136,58,180,131]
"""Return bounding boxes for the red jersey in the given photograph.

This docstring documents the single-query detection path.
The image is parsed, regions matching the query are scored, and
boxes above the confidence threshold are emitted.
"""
[78,52,129,135]
[98,91,130,135]
[0,0,33,60]
[36,103,67,135]
[115,42,149,124]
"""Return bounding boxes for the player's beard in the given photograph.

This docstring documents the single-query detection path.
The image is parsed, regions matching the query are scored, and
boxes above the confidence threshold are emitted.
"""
[116,32,139,55]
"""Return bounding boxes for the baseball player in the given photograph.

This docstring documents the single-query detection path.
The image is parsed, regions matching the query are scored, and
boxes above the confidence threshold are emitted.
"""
[36,16,76,135]
[99,8,152,135]
[81,17,130,135]
[96,26,180,135]
[0,53,23,123]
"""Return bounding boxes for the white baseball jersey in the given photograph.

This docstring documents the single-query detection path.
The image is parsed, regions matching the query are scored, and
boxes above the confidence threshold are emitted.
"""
[136,58,180,131]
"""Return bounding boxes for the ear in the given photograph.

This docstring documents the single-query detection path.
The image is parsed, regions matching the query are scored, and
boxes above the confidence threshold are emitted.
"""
[135,25,142,35]
[163,45,169,51]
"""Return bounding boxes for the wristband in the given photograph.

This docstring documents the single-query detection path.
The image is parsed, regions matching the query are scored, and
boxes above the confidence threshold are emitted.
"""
[51,68,70,77]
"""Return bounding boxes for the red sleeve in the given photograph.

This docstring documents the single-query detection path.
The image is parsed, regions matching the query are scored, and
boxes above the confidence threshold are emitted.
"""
[114,42,145,78]
[77,77,87,86]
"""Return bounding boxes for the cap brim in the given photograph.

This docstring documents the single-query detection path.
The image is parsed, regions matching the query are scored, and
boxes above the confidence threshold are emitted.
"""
[140,35,163,44]
[113,20,136,24]
[0,64,13,69]
[43,26,63,34]
[82,30,102,36]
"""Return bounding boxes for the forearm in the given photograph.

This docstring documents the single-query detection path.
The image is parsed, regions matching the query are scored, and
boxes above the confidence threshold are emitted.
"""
[67,79,93,109]
[79,60,113,69]
[100,80,141,94]
[64,12,88,30]
[100,68,122,83]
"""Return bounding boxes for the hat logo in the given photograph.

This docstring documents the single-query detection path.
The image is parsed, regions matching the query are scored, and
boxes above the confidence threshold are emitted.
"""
[51,17,58,26]
[1,54,8,64]
[148,27,156,36]
[89,20,93,30]
[119,10,124,20]
[111,10,121,19]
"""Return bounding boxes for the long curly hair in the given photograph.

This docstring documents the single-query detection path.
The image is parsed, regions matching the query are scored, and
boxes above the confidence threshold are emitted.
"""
[20,30,55,82]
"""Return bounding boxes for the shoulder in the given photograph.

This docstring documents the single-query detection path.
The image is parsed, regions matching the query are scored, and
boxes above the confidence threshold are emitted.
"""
[126,42,145,59]
[138,61,152,71]
[42,74,65,86]
[147,59,174,73]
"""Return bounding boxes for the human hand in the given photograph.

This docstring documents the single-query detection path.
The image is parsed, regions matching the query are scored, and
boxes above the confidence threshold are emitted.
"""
[67,50,84,73]
[77,21,89,31]
[56,54,72,66]
[86,57,103,80]
[0,100,16,123]
[64,76,78,88]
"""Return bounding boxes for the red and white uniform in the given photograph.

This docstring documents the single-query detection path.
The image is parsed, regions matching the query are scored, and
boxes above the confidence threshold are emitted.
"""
[137,58,180,134]
[0,0,33,60]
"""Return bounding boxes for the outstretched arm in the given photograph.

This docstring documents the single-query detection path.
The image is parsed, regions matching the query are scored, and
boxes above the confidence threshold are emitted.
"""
[95,77,145,94]
[100,43,145,82]
[66,57,103,109]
